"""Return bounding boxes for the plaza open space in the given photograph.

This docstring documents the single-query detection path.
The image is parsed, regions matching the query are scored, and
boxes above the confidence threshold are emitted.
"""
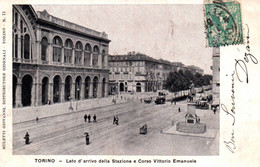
[13,92,219,155]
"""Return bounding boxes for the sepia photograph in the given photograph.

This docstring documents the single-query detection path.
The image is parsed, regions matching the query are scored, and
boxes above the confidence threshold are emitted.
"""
[12,4,220,155]
[0,0,260,166]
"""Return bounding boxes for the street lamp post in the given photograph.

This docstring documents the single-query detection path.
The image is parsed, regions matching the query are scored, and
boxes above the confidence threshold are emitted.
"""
[69,96,73,110]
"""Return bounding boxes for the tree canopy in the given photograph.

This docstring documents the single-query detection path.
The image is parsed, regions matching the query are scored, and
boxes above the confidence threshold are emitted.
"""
[165,70,212,92]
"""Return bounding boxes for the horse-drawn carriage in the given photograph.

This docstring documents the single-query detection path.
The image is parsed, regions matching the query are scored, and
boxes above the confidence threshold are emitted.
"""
[144,97,152,104]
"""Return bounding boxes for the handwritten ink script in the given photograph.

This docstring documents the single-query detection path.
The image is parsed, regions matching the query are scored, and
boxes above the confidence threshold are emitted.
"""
[222,24,258,153]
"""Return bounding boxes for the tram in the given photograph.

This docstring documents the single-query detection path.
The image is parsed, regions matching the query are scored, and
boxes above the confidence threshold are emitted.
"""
[154,91,166,104]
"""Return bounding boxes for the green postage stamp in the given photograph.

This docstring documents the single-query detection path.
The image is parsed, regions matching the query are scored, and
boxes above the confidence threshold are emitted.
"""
[204,0,243,47]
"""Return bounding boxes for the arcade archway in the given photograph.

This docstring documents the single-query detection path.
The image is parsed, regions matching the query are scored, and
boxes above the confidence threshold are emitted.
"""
[22,74,33,106]
[42,77,49,105]
[65,76,72,101]
[93,76,98,98]
[53,75,61,103]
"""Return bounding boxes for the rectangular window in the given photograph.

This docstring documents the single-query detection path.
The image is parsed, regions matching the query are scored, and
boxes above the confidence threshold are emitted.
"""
[53,47,61,62]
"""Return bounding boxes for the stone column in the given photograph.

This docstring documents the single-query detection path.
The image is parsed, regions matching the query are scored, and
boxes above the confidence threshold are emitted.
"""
[48,82,53,104]
[97,81,102,97]
[31,81,36,106]
[90,52,93,67]
[48,43,53,65]
[71,82,75,100]
[36,82,41,106]
[71,48,75,65]
[81,81,85,100]
[105,81,109,97]
[36,40,41,64]
[15,79,22,107]
[61,46,64,64]
[89,82,93,98]
[81,51,84,66]
[17,34,21,62]
[60,82,65,102]
[98,53,102,69]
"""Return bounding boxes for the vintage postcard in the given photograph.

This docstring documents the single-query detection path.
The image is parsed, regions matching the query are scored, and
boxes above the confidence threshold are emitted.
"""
[0,0,259,166]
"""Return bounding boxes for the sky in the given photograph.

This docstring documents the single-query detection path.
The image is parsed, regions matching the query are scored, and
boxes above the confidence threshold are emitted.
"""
[33,4,213,74]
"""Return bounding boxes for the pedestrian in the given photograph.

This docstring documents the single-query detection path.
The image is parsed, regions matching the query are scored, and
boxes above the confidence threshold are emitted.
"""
[113,116,116,124]
[178,107,181,112]
[115,116,119,125]
[88,114,91,123]
[93,114,96,122]
[84,114,87,122]
[213,107,216,114]
[174,101,176,105]
[24,132,30,144]
[36,117,39,123]
[84,132,90,145]
[140,98,142,103]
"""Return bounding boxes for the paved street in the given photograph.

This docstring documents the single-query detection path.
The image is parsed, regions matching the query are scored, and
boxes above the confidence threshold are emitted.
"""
[13,96,219,155]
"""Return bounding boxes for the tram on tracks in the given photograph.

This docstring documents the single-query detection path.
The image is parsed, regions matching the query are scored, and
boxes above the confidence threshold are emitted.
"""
[154,91,166,104]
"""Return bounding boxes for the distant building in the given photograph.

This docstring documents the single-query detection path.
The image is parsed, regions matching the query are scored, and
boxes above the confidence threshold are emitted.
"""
[12,5,110,107]
[212,47,220,105]
[186,65,204,75]
[108,52,199,94]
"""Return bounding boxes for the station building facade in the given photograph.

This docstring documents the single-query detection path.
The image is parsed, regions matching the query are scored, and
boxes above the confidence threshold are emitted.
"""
[12,5,110,107]
[108,52,194,94]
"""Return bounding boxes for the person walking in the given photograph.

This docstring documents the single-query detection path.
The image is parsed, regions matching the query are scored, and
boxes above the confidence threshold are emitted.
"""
[93,114,96,122]
[115,116,119,125]
[88,114,91,123]
[178,107,181,112]
[84,114,87,122]
[24,132,30,144]
[84,132,90,145]
[113,116,116,124]
[36,117,39,123]
[213,107,216,114]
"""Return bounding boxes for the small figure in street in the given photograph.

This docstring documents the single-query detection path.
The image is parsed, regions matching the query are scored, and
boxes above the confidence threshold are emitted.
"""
[88,114,91,123]
[140,98,142,103]
[113,116,116,124]
[178,107,181,112]
[197,117,200,123]
[84,132,90,145]
[24,132,30,144]
[84,114,87,122]
[36,117,39,123]
[112,98,117,104]
[93,114,97,122]
[115,116,119,125]
[171,99,173,105]
[113,116,119,125]
[213,107,216,114]
[174,101,176,105]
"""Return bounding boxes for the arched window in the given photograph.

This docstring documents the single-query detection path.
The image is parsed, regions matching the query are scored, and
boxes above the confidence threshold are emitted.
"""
[75,41,82,65]
[64,39,73,63]
[53,36,62,62]
[14,12,18,26]
[41,37,48,61]
[14,34,18,58]
[93,45,99,68]
[102,50,106,68]
[84,43,91,67]
[24,34,30,59]
[20,19,23,33]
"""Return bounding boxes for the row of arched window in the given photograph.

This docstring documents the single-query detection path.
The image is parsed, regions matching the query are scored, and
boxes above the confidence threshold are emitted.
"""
[42,36,106,68]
